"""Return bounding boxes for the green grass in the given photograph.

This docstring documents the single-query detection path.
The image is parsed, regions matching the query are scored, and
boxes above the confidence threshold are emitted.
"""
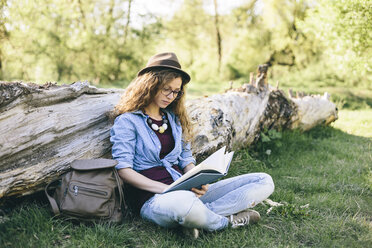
[1,109,371,247]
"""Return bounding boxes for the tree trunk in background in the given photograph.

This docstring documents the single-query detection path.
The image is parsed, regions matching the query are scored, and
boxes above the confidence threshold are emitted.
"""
[77,0,87,30]
[0,66,338,200]
[0,52,2,79]
[213,0,222,73]
[123,0,132,46]
[105,0,116,34]
[0,0,7,80]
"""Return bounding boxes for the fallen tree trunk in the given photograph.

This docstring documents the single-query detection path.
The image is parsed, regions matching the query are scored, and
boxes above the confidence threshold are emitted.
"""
[0,67,338,199]
[188,65,338,157]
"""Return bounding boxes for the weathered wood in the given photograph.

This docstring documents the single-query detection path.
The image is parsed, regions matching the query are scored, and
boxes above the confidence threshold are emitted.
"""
[0,81,122,199]
[188,84,337,157]
[0,71,338,199]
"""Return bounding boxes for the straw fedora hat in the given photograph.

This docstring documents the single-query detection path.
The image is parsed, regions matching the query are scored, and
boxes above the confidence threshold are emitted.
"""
[137,52,191,83]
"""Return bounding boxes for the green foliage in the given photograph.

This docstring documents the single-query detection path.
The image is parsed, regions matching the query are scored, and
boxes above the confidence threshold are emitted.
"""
[251,128,283,162]
[0,0,8,79]
[160,0,221,83]
[269,61,372,110]
[261,128,283,143]
[2,0,157,84]
[223,0,316,81]
[298,0,372,87]
[0,0,371,92]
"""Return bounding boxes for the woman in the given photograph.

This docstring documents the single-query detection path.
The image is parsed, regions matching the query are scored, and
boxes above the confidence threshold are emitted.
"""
[110,52,274,237]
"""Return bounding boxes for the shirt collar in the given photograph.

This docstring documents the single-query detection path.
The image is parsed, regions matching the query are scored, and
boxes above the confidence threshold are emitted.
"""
[132,109,145,116]
[132,108,172,117]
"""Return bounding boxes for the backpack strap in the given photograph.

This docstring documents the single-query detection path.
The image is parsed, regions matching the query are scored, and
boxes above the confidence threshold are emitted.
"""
[45,180,61,215]
[113,168,128,211]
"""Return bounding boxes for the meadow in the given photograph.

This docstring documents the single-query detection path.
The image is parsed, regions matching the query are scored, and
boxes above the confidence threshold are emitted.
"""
[1,0,371,246]
[1,78,371,247]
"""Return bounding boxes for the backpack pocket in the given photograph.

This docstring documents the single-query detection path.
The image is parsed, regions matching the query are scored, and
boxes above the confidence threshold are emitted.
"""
[60,180,114,218]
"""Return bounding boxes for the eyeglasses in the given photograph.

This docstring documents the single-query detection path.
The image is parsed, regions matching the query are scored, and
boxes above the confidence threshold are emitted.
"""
[161,88,183,99]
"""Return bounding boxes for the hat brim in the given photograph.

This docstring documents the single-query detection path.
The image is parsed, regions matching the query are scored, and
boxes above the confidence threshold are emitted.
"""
[137,65,191,84]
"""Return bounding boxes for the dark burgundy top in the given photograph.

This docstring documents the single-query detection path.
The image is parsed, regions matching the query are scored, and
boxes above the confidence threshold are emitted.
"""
[151,117,175,159]
[125,116,181,214]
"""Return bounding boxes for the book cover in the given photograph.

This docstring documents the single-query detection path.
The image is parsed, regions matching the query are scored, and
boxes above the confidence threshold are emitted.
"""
[163,146,234,193]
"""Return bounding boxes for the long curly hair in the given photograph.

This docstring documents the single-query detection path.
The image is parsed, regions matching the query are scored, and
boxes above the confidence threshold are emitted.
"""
[112,69,193,141]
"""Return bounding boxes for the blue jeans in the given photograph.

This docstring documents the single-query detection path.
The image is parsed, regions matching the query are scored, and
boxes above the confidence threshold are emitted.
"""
[140,173,274,231]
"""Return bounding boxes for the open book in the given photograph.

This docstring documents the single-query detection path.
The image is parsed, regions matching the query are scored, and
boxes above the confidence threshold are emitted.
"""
[163,146,234,193]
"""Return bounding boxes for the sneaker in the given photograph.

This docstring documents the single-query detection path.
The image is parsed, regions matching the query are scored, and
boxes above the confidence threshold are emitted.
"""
[181,227,199,240]
[229,209,261,228]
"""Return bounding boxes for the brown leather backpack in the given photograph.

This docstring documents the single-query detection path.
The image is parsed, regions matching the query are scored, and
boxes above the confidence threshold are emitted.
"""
[45,159,126,223]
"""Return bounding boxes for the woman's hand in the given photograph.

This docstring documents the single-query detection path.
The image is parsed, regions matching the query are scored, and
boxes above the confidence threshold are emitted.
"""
[191,184,209,198]
[183,163,195,173]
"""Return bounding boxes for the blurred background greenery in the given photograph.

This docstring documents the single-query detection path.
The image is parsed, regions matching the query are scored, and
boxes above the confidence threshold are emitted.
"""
[0,0,371,106]
[0,2,371,246]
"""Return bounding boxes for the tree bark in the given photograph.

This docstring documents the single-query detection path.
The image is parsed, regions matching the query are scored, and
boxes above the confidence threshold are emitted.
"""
[0,67,338,200]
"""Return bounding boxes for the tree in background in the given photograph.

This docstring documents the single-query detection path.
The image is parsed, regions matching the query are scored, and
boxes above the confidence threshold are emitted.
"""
[213,0,222,73]
[223,0,315,80]
[2,0,158,84]
[159,0,222,82]
[299,0,372,86]
[0,0,370,88]
[0,0,8,79]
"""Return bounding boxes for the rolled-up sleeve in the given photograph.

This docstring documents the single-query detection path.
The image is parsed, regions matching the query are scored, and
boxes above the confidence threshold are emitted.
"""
[178,139,196,169]
[110,115,136,170]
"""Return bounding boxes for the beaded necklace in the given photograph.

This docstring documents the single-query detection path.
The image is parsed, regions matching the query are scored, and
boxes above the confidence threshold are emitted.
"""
[145,111,168,134]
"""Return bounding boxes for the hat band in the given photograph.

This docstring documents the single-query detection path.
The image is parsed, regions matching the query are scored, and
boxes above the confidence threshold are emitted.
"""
[147,59,181,69]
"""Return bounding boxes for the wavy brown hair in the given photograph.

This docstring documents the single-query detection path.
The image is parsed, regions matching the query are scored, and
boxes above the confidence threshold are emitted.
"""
[112,69,193,141]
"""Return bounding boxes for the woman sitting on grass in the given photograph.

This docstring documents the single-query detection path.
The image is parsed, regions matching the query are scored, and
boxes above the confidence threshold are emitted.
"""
[110,52,274,238]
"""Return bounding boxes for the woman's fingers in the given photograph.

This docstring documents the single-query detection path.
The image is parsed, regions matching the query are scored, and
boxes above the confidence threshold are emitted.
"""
[201,184,209,191]
[191,187,203,195]
[191,184,209,197]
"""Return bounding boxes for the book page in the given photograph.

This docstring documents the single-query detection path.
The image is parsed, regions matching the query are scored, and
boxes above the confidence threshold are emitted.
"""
[223,151,234,175]
[195,146,226,173]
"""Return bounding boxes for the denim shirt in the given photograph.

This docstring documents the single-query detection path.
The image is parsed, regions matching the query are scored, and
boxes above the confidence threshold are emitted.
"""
[110,109,196,181]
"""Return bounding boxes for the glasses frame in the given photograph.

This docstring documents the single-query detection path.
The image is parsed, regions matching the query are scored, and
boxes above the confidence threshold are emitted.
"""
[161,87,184,99]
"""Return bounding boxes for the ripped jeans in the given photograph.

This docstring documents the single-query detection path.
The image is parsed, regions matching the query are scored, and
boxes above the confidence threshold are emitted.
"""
[140,173,274,231]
